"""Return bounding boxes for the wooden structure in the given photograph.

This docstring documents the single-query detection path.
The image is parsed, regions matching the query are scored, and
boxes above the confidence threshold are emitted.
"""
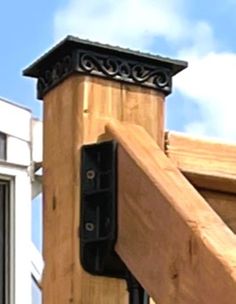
[24,36,236,304]
[107,120,236,304]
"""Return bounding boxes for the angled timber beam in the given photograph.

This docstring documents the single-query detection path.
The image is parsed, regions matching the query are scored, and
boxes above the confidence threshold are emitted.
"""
[106,120,236,304]
[165,131,236,194]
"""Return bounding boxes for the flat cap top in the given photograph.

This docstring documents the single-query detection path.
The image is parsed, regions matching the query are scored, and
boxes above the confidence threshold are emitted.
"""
[23,35,187,77]
[23,36,187,99]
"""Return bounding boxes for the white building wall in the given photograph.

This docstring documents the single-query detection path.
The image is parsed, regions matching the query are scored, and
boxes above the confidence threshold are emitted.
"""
[32,119,43,164]
[0,98,43,304]
[0,99,31,141]
[7,137,31,166]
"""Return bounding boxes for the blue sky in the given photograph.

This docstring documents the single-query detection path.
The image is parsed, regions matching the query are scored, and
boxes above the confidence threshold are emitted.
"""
[2,0,236,251]
[0,0,63,117]
[1,0,236,140]
[2,1,236,303]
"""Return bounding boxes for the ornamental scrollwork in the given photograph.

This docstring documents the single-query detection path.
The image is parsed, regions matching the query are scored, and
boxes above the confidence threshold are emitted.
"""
[78,51,171,92]
[37,48,172,99]
[37,54,73,98]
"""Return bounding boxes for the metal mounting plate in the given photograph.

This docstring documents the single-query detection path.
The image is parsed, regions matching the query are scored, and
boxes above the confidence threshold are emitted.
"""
[80,141,126,278]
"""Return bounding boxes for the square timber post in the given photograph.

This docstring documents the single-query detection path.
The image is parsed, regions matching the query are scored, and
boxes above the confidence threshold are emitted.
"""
[23,36,187,304]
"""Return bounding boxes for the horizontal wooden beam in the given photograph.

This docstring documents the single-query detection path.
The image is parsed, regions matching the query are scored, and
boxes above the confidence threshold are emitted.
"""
[106,120,236,304]
[165,132,236,193]
[201,190,236,234]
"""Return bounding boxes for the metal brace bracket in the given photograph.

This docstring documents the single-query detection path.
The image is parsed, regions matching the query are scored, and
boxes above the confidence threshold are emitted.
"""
[80,140,126,278]
[80,140,149,303]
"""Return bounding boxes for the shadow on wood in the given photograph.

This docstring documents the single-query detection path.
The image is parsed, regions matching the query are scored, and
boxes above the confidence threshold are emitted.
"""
[165,131,236,194]
[106,120,236,304]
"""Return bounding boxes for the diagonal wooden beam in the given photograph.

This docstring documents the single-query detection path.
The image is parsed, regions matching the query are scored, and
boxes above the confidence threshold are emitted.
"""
[165,131,236,194]
[106,120,236,304]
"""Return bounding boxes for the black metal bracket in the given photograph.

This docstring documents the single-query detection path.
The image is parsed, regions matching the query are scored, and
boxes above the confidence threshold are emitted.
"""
[80,140,126,278]
[23,36,187,100]
[80,140,149,303]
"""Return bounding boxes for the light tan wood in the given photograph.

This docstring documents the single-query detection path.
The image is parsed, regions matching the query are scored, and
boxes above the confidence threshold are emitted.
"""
[106,120,236,304]
[165,132,236,284]
[165,131,236,193]
[201,190,236,234]
[42,75,164,304]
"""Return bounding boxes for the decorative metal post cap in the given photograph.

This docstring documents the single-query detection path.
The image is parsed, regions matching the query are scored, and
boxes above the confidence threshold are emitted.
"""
[23,35,187,99]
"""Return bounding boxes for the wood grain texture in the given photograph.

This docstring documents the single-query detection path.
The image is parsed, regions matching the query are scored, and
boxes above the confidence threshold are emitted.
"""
[106,120,236,304]
[165,131,236,193]
[42,75,164,304]
[201,190,236,234]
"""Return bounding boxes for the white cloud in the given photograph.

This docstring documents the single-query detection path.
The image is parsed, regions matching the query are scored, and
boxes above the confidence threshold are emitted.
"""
[184,122,207,137]
[54,0,236,141]
[179,21,217,56]
[54,0,187,50]
[175,51,236,140]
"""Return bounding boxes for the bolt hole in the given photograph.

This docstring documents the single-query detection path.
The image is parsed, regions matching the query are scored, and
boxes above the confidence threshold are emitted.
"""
[85,222,95,232]
[86,170,96,180]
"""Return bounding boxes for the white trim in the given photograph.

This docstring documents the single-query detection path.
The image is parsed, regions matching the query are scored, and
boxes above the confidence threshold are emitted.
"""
[32,178,42,200]
[0,165,32,304]
[0,97,31,113]
[0,177,14,304]
[32,119,42,163]
[0,160,28,170]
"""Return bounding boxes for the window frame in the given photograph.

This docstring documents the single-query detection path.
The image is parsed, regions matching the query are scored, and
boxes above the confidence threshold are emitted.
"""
[0,165,32,304]
[0,177,14,304]
[0,133,7,161]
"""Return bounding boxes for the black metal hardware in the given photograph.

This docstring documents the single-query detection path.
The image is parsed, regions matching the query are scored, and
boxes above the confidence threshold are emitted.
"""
[80,140,149,303]
[23,36,187,99]
[126,271,149,304]
[80,140,126,278]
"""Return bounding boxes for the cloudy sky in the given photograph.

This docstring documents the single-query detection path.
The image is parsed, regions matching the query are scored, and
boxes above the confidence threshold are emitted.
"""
[1,1,236,303]
[1,0,236,141]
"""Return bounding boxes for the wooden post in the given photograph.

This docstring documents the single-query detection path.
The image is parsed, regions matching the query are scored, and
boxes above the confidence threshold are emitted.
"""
[23,36,186,304]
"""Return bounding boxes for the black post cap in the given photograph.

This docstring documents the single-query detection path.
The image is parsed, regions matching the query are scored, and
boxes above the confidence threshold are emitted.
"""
[23,35,187,99]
